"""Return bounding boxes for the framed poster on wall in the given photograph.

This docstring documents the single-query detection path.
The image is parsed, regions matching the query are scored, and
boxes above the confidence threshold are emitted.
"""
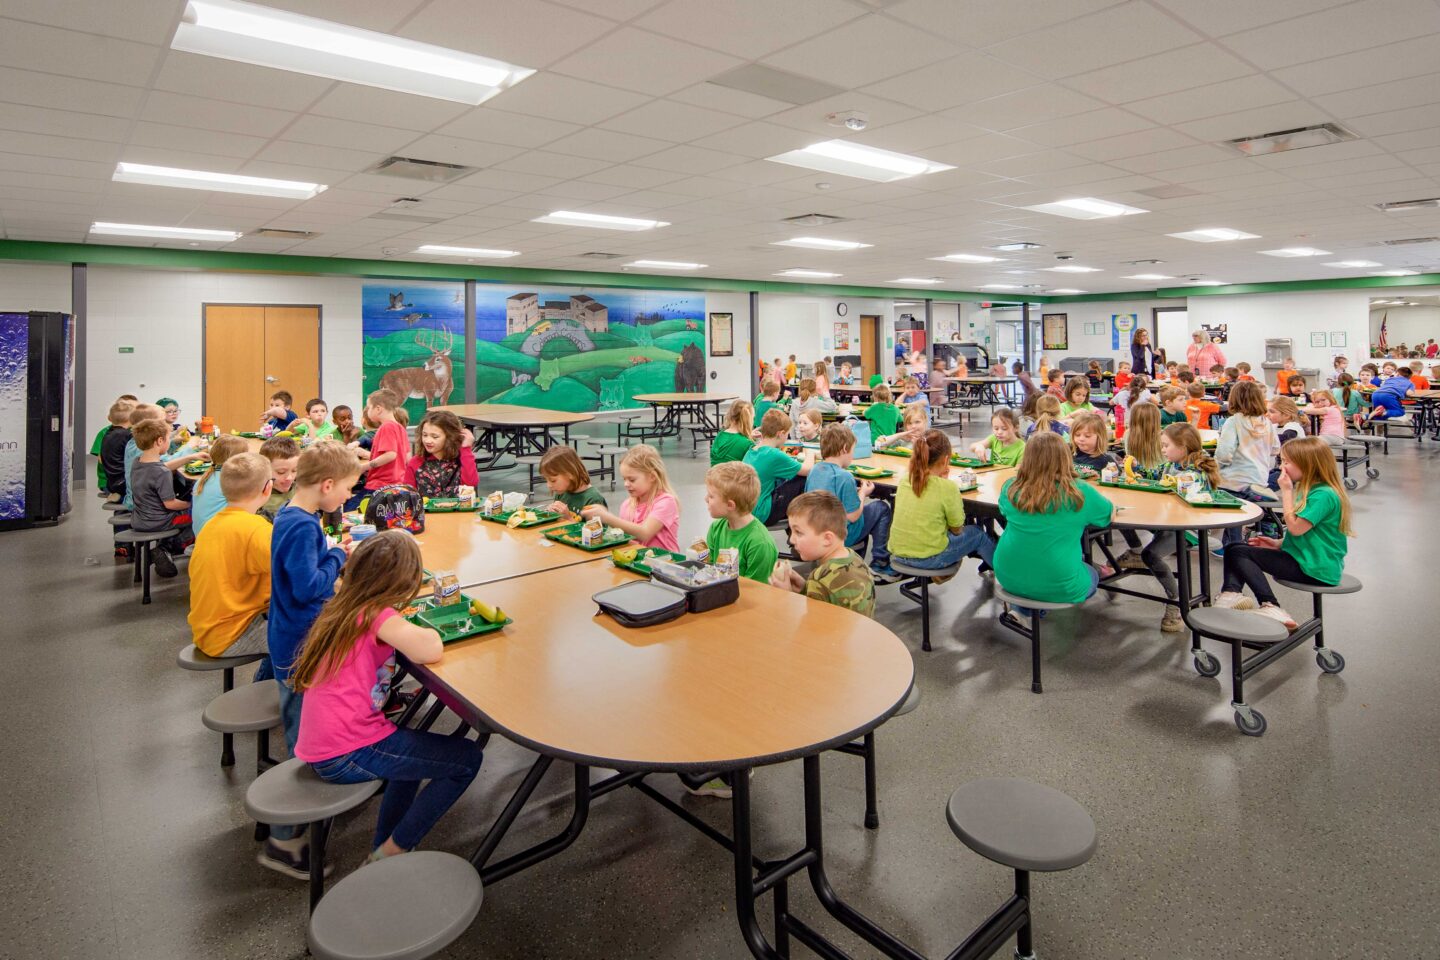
[709,312,733,357]
[1042,313,1068,350]
[834,322,850,350]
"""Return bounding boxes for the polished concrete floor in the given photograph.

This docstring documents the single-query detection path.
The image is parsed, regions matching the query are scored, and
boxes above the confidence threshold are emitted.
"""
[5,415,1438,960]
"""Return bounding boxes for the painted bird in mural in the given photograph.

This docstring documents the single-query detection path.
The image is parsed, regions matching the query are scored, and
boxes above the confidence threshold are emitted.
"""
[402,312,432,325]
[387,291,414,311]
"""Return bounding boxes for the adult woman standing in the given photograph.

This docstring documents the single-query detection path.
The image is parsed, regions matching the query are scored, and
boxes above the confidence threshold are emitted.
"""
[1131,327,1159,378]
[1187,330,1227,375]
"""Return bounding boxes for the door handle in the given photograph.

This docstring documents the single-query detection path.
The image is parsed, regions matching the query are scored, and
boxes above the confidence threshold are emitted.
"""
[265,376,278,383]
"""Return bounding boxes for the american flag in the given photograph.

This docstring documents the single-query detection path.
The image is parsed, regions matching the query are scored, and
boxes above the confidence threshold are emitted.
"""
[1378,311,1388,353]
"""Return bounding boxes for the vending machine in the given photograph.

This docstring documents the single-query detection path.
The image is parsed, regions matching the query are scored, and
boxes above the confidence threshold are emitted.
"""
[0,311,74,529]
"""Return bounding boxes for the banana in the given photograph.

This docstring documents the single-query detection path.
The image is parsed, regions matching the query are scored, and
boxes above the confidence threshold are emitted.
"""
[468,599,504,623]
[1123,455,1137,482]
[612,546,639,564]
[506,509,532,528]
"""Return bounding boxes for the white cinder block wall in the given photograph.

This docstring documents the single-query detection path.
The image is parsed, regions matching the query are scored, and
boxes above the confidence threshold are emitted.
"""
[0,261,71,313]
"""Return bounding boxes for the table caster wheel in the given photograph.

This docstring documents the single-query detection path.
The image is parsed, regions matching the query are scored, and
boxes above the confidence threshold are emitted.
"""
[1366,467,1380,479]
[1344,477,1358,491]
[1234,707,1267,737]
[1316,649,1345,674]
[1194,652,1221,678]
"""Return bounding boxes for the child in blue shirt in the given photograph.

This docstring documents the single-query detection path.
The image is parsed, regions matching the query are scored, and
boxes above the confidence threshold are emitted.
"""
[804,423,898,581]
[262,390,298,430]
[1368,369,1414,421]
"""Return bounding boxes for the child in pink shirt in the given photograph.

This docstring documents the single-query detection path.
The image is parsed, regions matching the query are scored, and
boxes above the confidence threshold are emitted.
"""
[580,443,680,552]
[1308,390,1346,443]
[293,530,482,862]
[403,410,479,496]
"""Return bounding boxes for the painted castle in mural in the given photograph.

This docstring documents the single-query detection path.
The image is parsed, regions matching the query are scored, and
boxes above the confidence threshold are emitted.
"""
[362,283,706,418]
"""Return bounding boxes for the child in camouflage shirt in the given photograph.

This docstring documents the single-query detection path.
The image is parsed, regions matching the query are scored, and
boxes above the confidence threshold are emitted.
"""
[769,490,876,618]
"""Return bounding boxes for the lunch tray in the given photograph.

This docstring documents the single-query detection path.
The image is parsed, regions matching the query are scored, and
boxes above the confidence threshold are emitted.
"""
[949,454,989,468]
[424,498,479,513]
[1098,478,1175,494]
[876,446,913,457]
[182,462,209,476]
[544,521,633,551]
[1172,488,1248,510]
[611,547,688,576]
[404,594,511,643]
[847,465,895,479]
[234,431,263,439]
[478,507,564,527]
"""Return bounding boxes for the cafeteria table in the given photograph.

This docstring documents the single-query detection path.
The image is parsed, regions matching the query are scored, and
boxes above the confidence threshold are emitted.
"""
[628,392,737,446]
[432,403,595,468]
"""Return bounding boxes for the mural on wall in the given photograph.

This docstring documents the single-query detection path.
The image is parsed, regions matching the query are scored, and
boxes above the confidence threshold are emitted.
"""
[361,282,464,423]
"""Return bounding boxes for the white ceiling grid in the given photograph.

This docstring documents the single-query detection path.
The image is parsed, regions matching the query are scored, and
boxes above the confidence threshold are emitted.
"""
[0,0,1437,292]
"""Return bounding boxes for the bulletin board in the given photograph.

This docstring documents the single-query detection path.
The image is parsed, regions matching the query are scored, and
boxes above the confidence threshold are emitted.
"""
[1042,312,1068,350]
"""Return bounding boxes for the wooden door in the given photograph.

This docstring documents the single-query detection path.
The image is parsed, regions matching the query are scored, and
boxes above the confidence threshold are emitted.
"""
[263,306,320,412]
[859,315,881,380]
[204,305,266,432]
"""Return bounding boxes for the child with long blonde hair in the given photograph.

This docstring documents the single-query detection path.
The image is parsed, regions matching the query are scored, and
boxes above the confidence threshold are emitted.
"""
[885,429,994,576]
[812,359,832,397]
[190,434,248,536]
[876,402,929,449]
[581,443,680,551]
[1217,437,1353,630]
[1123,402,1166,479]
[971,407,1026,465]
[711,399,755,466]
[292,530,483,862]
[1216,380,1279,550]
[1069,413,1114,473]
[994,432,1113,622]
[1026,394,1069,439]
[1308,389,1345,443]
[1161,423,1223,490]
[794,408,825,442]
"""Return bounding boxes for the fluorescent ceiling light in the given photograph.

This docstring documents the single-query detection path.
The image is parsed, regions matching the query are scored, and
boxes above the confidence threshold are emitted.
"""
[1373,270,1419,276]
[992,241,1042,251]
[771,237,872,250]
[980,284,1019,290]
[416,244,519,258]
[1023,197,1148,219]
[931,253,1004,263]
[766,139,954,183]
[172,0,534,105]
[892,277,943,284]
[1168,228,1259,242]
[533,211,668,231]
[1123,273,1175,281]
[775,269,841,278]
[1260,247,1331,257]
[1044,265,1101,273]
[1048,288,1086,294]
[626,259,706,270]
[1324,260,1382,268]
[113,161,325,199]
[90,221,240,242]
[1182,280,1229,287]
[893,300,921,306]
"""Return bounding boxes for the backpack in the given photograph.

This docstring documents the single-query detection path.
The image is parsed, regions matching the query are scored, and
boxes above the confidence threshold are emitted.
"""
[363,484,425,534]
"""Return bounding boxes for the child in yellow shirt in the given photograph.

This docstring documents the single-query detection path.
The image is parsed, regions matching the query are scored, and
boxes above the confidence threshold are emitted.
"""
[187,452,275,659]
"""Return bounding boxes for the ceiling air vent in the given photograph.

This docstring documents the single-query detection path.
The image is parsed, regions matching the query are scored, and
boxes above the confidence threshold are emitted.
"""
[1377,236,1440,245]
[1374,198,1440,212]
[251,228,318,239]
[706,64,845,106]
[781,213,849,226]
[366,156,475,183]
[577,252,627,260]
[1226,123,1357,157]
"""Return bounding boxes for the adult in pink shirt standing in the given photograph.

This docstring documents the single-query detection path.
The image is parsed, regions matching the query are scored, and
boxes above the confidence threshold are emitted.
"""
[580,443,681,551]
[1186,330,1227,378]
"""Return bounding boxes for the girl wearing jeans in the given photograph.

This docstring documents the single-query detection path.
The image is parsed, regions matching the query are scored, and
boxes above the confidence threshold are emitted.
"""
[887,429,995,574]
[293,530,483,862]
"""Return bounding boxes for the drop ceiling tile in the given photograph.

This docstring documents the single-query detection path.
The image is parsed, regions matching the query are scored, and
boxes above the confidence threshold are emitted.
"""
[926,134,1044,167]
[544,128,674,163]
[0,131,123,164]
[448,169,565,193]
[888,0,1124,46]
[1129,75,1299,126]
[549,0,666,19]
[1271,35,1440,97]
[250,140,387,175]
[1218,0,1440,70]
[598,99,744,143]
[688,121,814,159]
[650,175,742,198]
[260,0,427,31]
[152,51,334,113]
[1313,73,1440,121]
[139,91,296,138]
[955,86,1107,133]
[631,144,749,174]
[400,0,618,69]
[581,165,691,189]
[282,115,419,154]
[638,0,862,58]
[861,55,1040,114]
[763,94,925,139]
[0,152,113,182]
[492,151,614,179]
[1063,42,1255,104]
[983,2,1202,80]
[1068,128,1200,162]
[848,115,989,153]
[1347,103,1440,138]
[0,102,131,143]
[1377,127,1440,153]
[0,18,162,86]
[549,28,741,96]
[484,73,651,125]
[117,145,254,174]
[435,109,581,151]
[0,67,145,119]
[1010,108,1155,148]
[762,15,958,88]
[1248,139,1385,170]
[527,180,638,203]
[1150,0,1355,36]
[1109,143,1241,174]
[126,122,271,162]
[1175,101,1332,142]
[307,85,471,132]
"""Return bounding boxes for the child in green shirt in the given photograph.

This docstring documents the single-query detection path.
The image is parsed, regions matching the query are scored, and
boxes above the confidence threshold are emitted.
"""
[863,383,902,437]
[540,445,609,516]
[753,380,782,429]
[743,408,814,525]
[704,461,778,582]
[970,407,1026,466]
[770,490,876,619]
[888,429,994,574]
[711,400,755,467]
[1159,386,1189,426]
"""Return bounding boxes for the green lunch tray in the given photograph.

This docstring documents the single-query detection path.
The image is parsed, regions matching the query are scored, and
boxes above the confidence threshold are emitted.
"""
[405,594,511,644]
[182,462,210,476]
[611,547,688,576]
[235,431,263,439]
[544,521,633,551]
[876,446,913,457]
[1098,478,1175,494]
[847,465,895,479]
[424,498,479,513]
[949,454,989,468]
[955,482,979,493]
[1173,488,1248,509]
[478,507,564,527]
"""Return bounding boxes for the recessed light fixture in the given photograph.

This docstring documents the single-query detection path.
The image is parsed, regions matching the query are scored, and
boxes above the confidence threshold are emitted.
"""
[1122,273,1175,281]
[415,244,519,258]
[930,253,1004,264]
[113,162,326,199]
[533,211,669,231]
[1044,265,1102,273]
[1260,247,1331,258]
[1374,197,1440,212]
[1228,122,1356,157]
[1168,228,1259,242]
[1182,280,1230,287]
[626,259,706,270]
[1048,288,1086,294]
[775,269,841,278]
[1372,269,1420,276]
[771,237,872,250]
[172,0,534,104]
[992,241,1042,251]
[1324,260,1383,268]
[892,277,943,284]
[1023,197,1148,219]
[980,283,1019,290]
[765,140,954,183]
[90,221,240,242]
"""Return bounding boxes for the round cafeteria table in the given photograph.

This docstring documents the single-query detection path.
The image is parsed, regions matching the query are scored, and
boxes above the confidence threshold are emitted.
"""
[404,561,920,959]
[432,403,594,468]
[629,392,737,446]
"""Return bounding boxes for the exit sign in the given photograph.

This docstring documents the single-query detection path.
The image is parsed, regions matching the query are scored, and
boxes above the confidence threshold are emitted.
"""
[118,346,134,353]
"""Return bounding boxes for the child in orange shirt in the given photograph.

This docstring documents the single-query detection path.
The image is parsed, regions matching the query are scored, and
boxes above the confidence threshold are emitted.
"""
[1113,361,1133,392]
[1411,368,1431,391]
[1236,362,1256,382]
[1185,383,1220,430]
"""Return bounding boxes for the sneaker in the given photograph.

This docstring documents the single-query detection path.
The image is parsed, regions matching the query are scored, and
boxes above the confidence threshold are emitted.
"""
[1214,591,1255,611]
[114,546,134,562]
[869,565,905,585]
[152,549,178,579]
[1161,605,1184,633]
[1255,603,1298,631]
[931,572,956,585]
[1209,541,1226,558]
[257,839,334,881]
[687,777,732,800]
[1097,564,1115,579]
[1116,550,1147,571]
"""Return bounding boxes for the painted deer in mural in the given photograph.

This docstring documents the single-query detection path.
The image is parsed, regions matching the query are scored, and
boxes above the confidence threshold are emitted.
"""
[380,327,455,409]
